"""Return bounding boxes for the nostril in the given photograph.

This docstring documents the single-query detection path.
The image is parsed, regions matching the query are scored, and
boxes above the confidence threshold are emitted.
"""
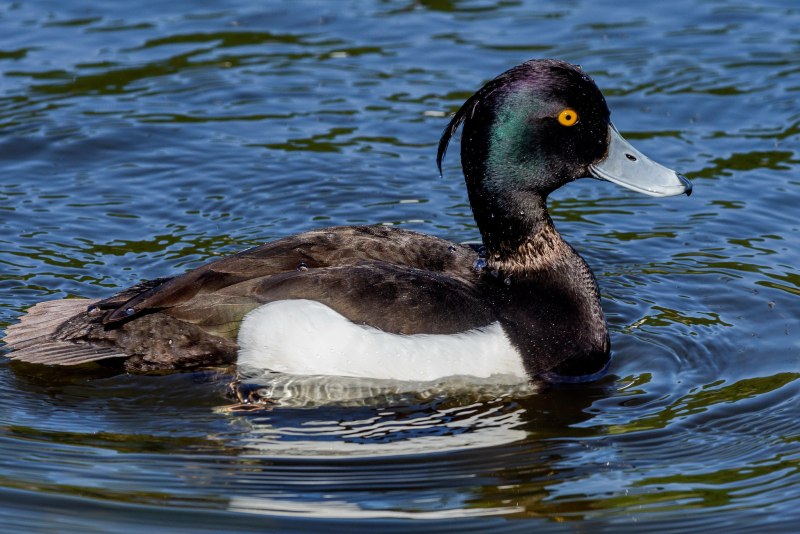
[625,153,637,162]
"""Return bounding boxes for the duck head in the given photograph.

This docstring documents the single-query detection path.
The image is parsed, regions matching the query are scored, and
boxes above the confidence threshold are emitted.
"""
[438,59,691,253]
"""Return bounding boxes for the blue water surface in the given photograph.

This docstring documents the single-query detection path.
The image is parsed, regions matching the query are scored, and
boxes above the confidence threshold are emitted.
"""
[1,0,799,531]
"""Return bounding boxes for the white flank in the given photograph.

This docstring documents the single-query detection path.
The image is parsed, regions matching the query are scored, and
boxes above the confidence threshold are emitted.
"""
[236,299,527,382]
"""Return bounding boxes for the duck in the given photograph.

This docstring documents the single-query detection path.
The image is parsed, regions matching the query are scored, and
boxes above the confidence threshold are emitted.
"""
[2,59,691,384]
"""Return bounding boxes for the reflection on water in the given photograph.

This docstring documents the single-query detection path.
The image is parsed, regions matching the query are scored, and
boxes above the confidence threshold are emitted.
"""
[228,374,537,457]
[2,0,800,530]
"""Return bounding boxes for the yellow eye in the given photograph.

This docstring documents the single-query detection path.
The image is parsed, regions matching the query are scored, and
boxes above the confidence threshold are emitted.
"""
[557,108,579,127]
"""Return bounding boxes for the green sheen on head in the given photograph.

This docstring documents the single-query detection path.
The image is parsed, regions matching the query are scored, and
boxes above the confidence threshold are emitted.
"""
[437,58,690,252]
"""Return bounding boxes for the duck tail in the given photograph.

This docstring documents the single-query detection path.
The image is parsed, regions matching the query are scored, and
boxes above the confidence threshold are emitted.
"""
[3,299,124,366]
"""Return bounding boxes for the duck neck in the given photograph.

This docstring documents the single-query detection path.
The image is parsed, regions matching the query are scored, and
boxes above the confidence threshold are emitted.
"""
[465,180,568,273]
[484,210,573,276]
[462,156,603,313]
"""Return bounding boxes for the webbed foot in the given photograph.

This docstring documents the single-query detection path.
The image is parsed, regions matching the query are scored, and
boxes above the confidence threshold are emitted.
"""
[225,377,276,411]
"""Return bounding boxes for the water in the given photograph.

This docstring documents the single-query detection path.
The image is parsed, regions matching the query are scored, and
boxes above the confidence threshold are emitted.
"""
[1,0,799,530]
